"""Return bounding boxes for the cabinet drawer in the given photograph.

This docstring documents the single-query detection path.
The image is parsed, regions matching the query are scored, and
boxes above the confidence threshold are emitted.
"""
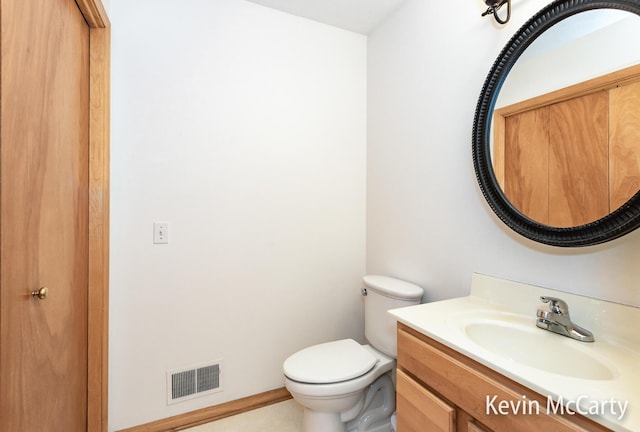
[397,324,610,432]
[467,421,490,432]
[397,369,455,432]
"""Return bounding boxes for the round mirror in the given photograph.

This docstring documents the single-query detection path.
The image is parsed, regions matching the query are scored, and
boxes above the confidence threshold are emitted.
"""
[473,0,640,247]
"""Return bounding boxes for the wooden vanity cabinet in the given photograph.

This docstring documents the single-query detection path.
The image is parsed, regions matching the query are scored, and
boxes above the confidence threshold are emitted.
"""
[396,323,611,432]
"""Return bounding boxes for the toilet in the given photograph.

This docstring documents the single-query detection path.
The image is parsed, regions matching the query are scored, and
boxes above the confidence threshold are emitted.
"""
[283,275,423,432]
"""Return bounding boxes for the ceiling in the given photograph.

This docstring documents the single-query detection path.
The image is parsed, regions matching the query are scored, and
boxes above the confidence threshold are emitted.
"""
[244,0,407,34]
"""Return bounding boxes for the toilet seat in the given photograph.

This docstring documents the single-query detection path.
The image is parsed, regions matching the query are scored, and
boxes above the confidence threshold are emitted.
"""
[283,339,377,384]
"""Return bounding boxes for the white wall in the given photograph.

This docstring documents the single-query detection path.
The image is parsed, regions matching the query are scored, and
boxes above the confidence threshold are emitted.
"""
[498,13,640,108]
[110,0,640,429]
[367,0,640,307]
[109,0,366,429]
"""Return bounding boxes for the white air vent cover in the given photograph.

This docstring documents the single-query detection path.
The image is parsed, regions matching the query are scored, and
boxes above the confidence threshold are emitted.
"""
[167,361,223,404]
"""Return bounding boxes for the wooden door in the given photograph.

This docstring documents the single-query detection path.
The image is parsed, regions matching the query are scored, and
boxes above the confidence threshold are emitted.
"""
[0,0,90,430]
[504,107,550,223]
[501,92,609,227]
[548,91,609,227]
[610,80,640,211]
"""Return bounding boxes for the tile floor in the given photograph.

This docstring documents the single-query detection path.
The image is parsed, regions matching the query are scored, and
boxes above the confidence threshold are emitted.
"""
[183,399,303,432]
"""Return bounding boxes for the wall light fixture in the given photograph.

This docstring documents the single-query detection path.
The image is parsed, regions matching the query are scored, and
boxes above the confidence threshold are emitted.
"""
[482,0,511,24]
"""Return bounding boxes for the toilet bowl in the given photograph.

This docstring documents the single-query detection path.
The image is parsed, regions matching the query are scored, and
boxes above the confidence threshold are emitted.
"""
[283,276,423,432]
[284,342,394,432]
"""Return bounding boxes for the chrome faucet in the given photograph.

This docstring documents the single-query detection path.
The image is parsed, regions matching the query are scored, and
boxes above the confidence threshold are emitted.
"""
[536,296,594,342]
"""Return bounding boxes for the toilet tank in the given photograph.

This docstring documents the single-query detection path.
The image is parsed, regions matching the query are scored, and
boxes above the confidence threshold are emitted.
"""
[363,275,423,358]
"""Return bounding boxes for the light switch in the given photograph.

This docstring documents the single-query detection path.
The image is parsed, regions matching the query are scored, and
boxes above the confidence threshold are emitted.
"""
[154,222,169,244]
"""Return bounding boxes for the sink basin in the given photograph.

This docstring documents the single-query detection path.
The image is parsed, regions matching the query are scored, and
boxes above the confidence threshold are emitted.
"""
[464,319,616,380]
[390,276,640,432]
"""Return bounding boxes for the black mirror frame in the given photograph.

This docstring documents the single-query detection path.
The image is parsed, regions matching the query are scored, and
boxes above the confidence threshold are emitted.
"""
[473,0,640,247]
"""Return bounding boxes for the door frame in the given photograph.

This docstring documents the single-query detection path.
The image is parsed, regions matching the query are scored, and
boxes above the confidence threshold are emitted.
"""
[75,1,110,431]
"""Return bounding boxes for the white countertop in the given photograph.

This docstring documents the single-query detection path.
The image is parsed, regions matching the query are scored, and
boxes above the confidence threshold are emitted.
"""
[389,273,640,432]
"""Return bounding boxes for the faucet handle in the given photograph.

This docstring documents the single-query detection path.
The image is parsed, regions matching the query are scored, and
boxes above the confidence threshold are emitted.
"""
[540,296,569,315]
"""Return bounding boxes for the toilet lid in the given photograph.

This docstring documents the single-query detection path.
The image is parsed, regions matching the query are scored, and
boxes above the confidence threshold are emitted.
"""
[283,339,377,384]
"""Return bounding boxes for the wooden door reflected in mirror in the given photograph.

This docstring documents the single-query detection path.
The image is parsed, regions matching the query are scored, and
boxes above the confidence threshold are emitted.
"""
[493,65,640,228]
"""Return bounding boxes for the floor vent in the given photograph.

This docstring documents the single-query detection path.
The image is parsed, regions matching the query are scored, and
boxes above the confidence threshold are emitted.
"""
[167,361,222,404]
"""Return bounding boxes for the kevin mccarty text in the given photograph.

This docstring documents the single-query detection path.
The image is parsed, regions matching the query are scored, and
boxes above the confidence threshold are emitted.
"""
[485,394,628,421]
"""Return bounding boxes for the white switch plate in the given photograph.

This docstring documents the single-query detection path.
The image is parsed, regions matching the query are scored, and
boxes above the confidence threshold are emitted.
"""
[154,222,169,244]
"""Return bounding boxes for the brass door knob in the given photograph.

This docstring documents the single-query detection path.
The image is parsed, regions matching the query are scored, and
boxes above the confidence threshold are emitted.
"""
[31,286,48,300]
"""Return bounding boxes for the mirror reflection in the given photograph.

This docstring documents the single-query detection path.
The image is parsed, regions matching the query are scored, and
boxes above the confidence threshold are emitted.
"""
[491,10,640,227]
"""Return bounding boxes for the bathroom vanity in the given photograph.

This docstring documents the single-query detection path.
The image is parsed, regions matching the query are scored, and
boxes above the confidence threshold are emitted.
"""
[390,274,640,432]
[396,324,609,431]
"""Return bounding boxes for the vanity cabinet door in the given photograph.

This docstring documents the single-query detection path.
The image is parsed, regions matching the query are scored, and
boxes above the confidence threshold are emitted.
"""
[396,369,455,432]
